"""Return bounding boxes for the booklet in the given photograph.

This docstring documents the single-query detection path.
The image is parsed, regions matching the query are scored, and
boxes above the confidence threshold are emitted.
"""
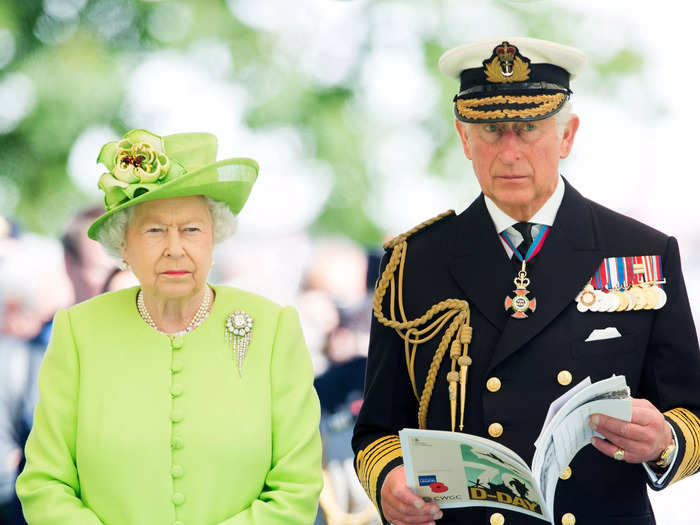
[399,375,631,523]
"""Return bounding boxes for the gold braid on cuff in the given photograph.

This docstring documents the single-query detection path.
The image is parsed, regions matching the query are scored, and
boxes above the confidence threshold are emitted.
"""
[665,407,700,485]
[355,435,402,512]
[373,210,473,431]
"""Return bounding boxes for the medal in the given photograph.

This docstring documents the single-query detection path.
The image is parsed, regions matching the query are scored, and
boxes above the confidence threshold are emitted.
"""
[653,286,667,309]
[630,285,647,310]
[575,255,667,313]
[501,225,550,319]
[614,290,628,312]
[643,286,658,310]
[576,284,596,312]
[504,260,537,318]
[604,290,620,312]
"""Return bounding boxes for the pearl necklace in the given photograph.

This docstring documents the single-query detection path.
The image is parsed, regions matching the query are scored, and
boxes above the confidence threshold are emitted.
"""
[137,286,213,337]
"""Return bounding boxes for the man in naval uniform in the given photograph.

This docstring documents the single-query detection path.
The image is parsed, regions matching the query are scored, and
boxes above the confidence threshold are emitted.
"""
[352,37,700,525]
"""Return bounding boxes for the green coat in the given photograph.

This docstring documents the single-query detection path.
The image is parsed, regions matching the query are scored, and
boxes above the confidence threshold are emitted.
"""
[16,285,322,525]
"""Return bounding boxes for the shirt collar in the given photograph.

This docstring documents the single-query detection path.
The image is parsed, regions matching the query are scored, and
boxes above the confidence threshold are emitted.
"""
[484,174,565,233]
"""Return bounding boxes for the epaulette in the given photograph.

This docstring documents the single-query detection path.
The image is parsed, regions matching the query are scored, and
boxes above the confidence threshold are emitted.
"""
[383,209,455,250]
[373,208,471,432]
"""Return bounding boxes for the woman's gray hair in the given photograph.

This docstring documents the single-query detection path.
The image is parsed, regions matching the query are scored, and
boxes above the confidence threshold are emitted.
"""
[97,196,237,258]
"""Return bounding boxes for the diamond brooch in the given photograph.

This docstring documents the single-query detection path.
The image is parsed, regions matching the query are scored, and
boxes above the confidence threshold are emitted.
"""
[225,310,254,376]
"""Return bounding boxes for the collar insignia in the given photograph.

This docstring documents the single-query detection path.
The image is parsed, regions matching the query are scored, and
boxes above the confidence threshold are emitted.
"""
[482,41,531,83]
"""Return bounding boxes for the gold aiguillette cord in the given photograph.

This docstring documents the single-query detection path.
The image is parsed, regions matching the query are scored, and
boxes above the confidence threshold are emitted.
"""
[373,212,473,431]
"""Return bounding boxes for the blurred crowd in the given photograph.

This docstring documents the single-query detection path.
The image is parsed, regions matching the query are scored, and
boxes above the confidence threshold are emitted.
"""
[0,208,380,525]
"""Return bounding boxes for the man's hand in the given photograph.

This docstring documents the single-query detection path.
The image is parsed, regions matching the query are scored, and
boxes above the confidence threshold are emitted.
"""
[381,465,443,524]
[589,398,673,463]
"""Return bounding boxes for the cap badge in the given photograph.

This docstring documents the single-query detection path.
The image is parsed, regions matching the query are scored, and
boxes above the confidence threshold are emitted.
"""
[483,41,531,83]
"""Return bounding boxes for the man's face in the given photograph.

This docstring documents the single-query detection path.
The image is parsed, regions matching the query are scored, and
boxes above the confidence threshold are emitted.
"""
[456,114,579,220]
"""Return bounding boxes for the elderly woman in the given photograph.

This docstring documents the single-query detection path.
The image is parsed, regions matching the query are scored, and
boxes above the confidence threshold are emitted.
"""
[16,130,322,524]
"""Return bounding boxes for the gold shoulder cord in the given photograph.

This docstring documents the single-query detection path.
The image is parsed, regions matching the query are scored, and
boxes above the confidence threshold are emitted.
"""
[373,210,472,431]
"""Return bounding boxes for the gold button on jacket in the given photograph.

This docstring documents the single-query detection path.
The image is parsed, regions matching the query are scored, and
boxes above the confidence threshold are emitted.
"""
[561,512,576,525]
[490,512,505,525]
[559,466,572,480]
[486,377,502,392]
[557,370,573,386]
[488,422,503,438]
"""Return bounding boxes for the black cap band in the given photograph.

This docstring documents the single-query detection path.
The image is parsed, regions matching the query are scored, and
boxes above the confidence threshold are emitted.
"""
[459,63,570,94]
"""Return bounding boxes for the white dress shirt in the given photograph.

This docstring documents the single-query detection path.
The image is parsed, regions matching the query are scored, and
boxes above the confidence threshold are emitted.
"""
[484,174,565,259]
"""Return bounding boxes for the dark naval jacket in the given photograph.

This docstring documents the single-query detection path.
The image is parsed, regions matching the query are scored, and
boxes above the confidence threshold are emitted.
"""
[352,180,700,525]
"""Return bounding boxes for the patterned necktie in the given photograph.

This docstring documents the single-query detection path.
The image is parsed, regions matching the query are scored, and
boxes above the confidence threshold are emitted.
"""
[512,222,534,259]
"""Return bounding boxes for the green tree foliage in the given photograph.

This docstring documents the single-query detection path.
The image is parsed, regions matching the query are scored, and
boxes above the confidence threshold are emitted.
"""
[0,0,649,242]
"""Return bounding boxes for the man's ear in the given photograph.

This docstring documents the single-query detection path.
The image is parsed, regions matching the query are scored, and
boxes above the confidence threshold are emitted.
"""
[560,114,579,159]
[455,119,473,160]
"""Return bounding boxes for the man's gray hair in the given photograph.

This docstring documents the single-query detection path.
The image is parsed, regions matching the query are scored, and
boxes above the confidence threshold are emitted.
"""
[97,196,237,258]
[553,100,573,139]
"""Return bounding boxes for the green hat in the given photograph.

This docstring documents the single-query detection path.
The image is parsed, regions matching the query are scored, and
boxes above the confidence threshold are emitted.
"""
[88,129,258,240]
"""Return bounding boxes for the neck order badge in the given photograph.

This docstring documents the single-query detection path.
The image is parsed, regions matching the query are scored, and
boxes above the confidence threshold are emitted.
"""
[501,226,550,318]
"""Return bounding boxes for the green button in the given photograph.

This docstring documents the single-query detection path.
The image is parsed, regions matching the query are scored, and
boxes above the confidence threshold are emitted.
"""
[171,384,184,397]
[170,410,184,423]
[171,437,184,449]
[171,336,184,350]
[171,465,184,478]
[172,492,185,505]
[171,360,184,373]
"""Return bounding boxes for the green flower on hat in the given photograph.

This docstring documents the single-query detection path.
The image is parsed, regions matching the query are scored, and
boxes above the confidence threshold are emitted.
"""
[88,128,259,241]
[97,129,185,210]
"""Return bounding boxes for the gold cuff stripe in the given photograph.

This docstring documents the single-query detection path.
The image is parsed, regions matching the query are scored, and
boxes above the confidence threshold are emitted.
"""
[665,408,700,485]
[368,446,402,508]
[356,435,402,510]
[360,440,401,489]
[356,435,398,489]
[456,93,565,120]
[361,441,401,484]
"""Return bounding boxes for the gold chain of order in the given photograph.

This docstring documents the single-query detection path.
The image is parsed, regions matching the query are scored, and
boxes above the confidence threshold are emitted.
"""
[373,211,472,430]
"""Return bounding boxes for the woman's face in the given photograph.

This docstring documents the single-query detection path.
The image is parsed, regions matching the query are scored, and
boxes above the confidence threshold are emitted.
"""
[122,195,214,301]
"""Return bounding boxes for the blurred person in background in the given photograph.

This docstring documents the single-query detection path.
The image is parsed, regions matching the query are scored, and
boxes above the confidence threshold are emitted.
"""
[61,206,117,304]
[0,235,71,525]
[101,267,140,293]
[300,238,369,377]
[16,129,322,524]
[306,239,379,525]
